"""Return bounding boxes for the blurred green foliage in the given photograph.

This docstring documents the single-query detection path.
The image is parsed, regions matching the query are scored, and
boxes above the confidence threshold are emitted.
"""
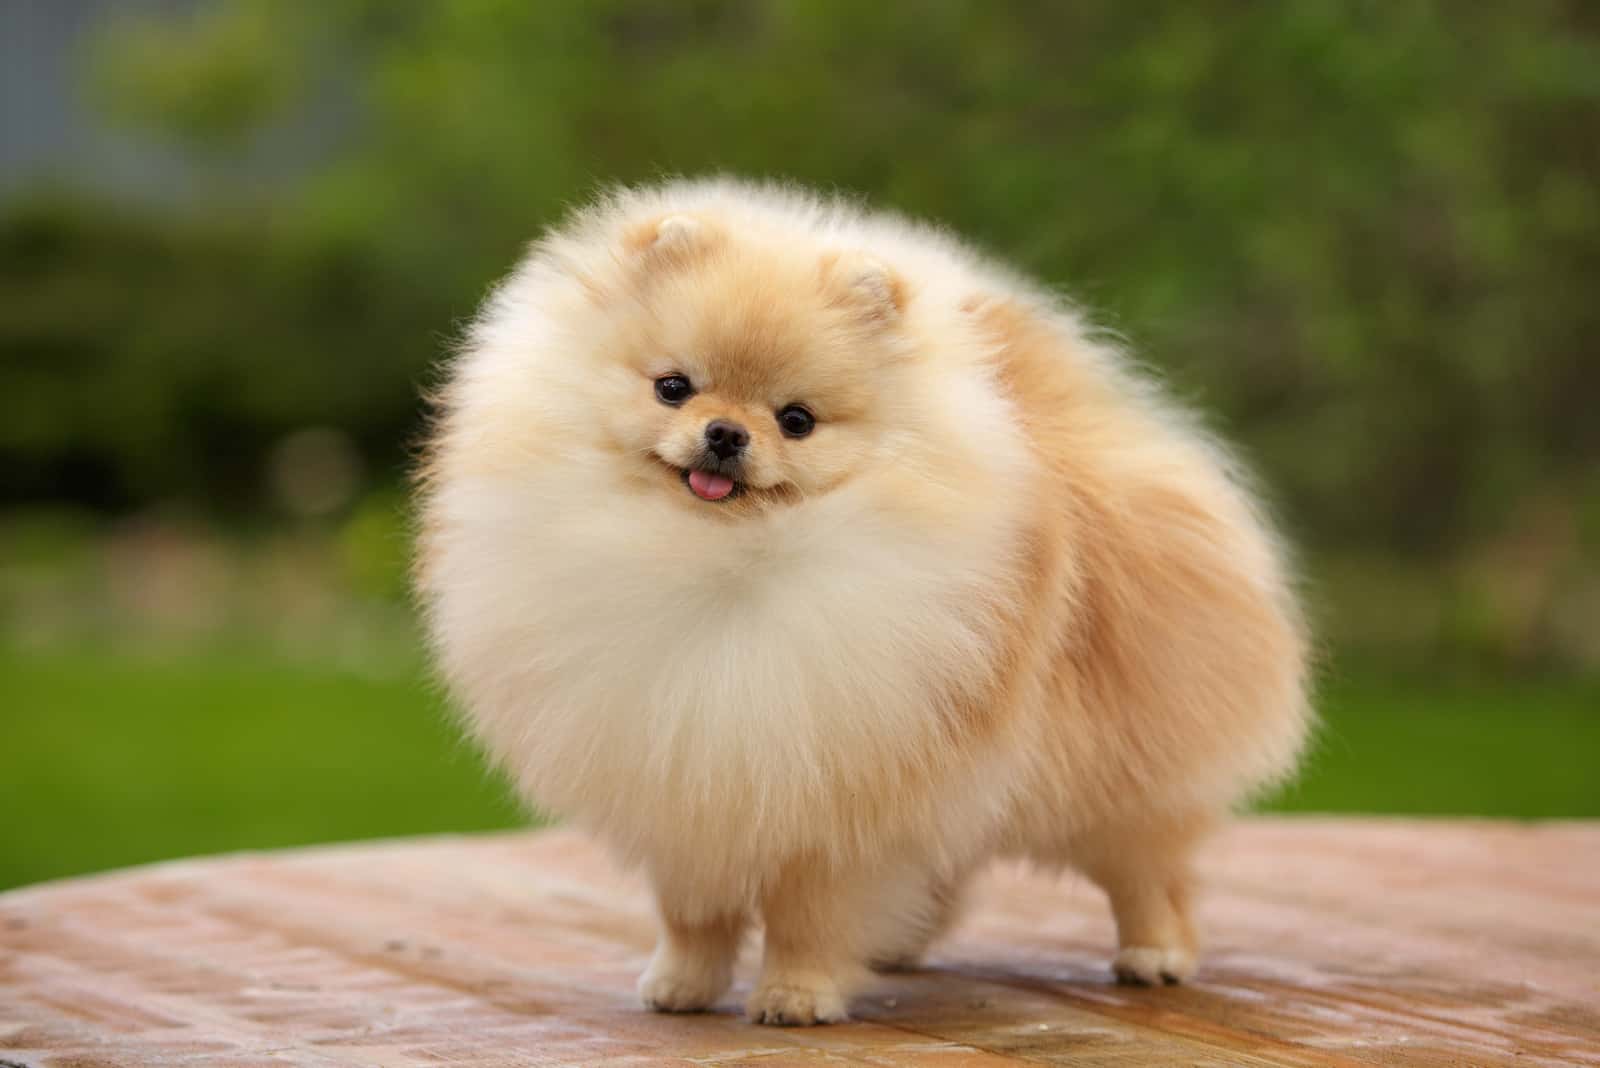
[88,2,304,157]
[3,0,1598,671]
[0,200,436,509]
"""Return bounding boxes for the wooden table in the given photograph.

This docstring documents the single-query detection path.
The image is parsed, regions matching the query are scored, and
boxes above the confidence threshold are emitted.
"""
[1,820,1596,1067]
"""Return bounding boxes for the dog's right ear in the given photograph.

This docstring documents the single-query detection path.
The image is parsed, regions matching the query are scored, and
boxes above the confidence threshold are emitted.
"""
[624,213,718,265]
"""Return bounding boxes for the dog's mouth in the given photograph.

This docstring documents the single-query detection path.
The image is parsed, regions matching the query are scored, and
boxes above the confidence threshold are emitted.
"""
[681,466,744,502]
[649,451,755,504]
[650,452,798,508]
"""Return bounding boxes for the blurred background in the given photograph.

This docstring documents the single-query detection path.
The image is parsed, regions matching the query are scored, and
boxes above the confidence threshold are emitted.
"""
[3,1,1597,890]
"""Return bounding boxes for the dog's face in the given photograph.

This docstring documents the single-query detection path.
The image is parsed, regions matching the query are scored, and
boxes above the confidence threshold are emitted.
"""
[583,215,913,514]
[422,192,1048,863]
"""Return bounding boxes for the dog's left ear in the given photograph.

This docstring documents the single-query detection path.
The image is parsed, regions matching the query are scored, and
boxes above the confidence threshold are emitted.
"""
[822,252,906,323]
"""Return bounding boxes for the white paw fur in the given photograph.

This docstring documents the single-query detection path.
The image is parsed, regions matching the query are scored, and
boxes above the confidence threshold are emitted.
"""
[746,976,849,1026]
[637,951,731,1013]
[1113,945,1196,986]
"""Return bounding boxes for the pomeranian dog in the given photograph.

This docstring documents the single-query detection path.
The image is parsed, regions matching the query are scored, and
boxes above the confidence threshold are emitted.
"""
[416,178,1310,1025]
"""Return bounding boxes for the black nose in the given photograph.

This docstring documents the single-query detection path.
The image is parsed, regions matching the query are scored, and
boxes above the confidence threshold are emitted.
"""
[704,419,749,460]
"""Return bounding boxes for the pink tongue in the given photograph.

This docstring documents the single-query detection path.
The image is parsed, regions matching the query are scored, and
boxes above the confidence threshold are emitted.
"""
[688,469,735,501]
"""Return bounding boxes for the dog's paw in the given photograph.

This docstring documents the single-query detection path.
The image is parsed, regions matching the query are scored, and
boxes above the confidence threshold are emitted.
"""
[1112,945,1196,986]
[746,977,849,1026]
[638,954,730,1013]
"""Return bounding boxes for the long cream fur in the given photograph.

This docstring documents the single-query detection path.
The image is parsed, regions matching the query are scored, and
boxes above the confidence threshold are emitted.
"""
[416,178,1311,1025]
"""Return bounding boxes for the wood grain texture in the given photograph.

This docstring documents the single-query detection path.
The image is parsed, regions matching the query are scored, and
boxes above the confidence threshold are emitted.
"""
[1,819,1596,1067]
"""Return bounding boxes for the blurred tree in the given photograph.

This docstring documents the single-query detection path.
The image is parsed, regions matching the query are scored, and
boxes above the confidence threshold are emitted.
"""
[88,2,302,160]
[0,197,438,509]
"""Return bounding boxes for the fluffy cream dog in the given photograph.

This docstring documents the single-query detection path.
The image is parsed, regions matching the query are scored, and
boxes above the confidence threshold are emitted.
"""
[416,178,1310,1025]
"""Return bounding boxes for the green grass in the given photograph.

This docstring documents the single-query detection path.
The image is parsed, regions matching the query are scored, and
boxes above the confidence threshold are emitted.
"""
[1269,673,1600,818]
[0,645,525,890]
[2,646,1596,890]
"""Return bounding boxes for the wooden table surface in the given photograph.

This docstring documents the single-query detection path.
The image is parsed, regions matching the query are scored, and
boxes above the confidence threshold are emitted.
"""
[1,820,1596,1067]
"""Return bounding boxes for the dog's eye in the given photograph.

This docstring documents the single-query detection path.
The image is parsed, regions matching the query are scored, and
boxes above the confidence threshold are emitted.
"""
[777,404,815,439]
[654,374,694,406]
